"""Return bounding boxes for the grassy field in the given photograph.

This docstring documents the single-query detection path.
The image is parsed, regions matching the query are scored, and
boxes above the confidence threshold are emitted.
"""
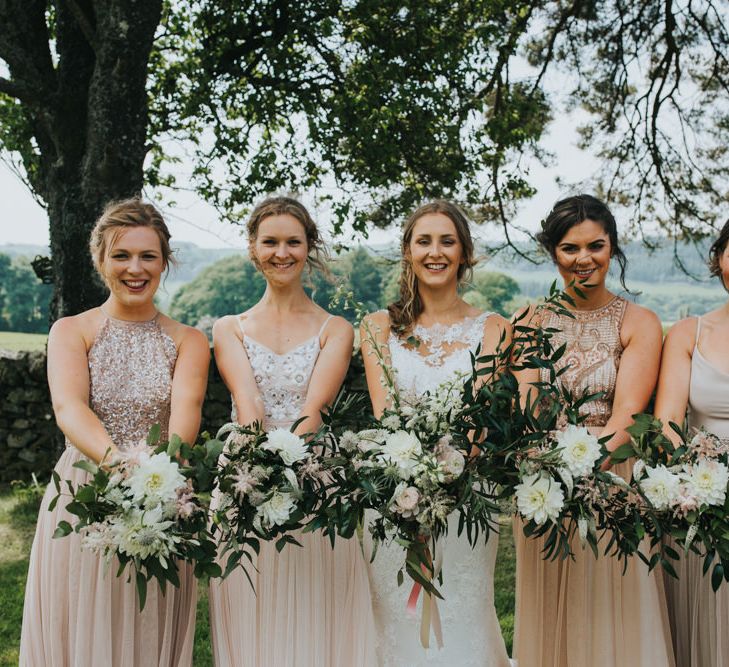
[0,485,516,665]
[0,331,47,352]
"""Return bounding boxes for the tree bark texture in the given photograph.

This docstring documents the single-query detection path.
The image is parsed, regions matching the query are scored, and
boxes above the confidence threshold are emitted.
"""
[0,0,163,319]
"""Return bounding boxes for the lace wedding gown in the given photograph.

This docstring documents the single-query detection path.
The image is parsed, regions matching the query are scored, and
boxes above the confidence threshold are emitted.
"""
[364,312,512,667]
[208,316,377,667]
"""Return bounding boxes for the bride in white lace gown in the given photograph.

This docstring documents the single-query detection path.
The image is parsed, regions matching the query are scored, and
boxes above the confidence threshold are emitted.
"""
[362,200,514,666]
[209,197,376,666]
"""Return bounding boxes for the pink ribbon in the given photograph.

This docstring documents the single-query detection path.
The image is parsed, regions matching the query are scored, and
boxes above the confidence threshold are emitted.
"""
[405,546,444,649]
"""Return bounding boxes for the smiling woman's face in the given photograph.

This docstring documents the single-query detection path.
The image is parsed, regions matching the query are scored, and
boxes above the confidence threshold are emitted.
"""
[553,219,612,288]
[251,213,309,285]
[101,226,164,307]
[406,213,464,289]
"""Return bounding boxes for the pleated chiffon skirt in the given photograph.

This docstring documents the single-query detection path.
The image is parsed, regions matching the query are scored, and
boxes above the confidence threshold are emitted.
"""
[19,446,197,667]
[664,540,729,667]
[512,459,675,667]
[208,529,377,667]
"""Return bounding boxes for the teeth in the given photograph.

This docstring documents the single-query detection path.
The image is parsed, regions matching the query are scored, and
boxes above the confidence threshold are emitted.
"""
[272,262,294,268]
[124,280,146,288]
[425,264,447,270]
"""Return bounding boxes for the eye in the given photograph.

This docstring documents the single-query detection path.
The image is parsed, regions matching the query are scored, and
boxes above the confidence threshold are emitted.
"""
[262,239,276,245]
[416,239,429,245]
[142,253,158,260]
[442,238,456,246]
[111,253,128,260]
[589,241,606,250]
[559,245,577,253]
[288,240,302,246]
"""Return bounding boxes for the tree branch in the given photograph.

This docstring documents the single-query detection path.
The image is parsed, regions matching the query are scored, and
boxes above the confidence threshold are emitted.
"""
[65,0,98,52]
[0,75,39,104]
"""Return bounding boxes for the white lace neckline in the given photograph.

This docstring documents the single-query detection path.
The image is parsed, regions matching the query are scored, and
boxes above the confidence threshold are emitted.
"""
[391,311,491,367]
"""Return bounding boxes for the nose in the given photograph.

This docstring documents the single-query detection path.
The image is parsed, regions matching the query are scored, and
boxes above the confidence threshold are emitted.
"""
[127,256,143,273]
[575,250,592,266]
[274,243,289,258]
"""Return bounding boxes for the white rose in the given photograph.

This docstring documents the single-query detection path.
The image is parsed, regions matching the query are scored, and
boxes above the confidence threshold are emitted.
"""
[436,445,466,481]
[683,459,729,507]
[556,425,601,478]
[640,464,681,510]
[123,452,186,509]
[263,429,309,465]
[390,482,421,518]
[379,430,423,479]
[256,491,297,528]
[515,473,564,525]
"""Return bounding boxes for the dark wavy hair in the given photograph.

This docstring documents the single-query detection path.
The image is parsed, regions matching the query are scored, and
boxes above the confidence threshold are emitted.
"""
[708,219,729,291]
[387,200,476,334]
[536,194,629,291]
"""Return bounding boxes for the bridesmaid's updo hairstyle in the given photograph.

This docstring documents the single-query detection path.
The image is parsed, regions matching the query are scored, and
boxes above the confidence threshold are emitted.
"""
[708,219,729,290]
[388,199,476,335]
[246,196,329,275]
[537,194,629,291]
[89,198,174,280]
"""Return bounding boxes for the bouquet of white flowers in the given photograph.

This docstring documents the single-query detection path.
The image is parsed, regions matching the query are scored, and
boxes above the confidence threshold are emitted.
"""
[621,414,729,589]
[212,421,330,581]
[52,425,222,608]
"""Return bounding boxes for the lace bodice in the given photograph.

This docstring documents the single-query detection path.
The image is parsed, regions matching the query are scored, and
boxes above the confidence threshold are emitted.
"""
[236,316,331,430]
[82,315,177,450]
[538,296,627,428]
[389,312,492,398]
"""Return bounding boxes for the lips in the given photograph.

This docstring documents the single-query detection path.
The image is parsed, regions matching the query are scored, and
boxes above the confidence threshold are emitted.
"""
[122,279,148,293]
[424,263,448,272]
[573,268,595,279]
[270,261,296,270]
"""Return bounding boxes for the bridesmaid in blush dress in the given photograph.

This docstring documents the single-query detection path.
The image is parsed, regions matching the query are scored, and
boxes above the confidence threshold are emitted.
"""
[19,199,210,667]
[208,196,376,667]
[512,195,675,667]
[654,219,729,666]
[361,200,513,666]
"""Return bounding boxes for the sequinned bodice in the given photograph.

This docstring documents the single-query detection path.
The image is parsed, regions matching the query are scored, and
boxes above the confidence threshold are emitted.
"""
[242,336,321,430]
[79,316,177,450]
[539,296,627,427]
[389,312,492,398]
[689,318,729,439]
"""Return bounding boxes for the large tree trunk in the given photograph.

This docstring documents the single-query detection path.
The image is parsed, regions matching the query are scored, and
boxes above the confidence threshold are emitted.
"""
[0,0,163,320]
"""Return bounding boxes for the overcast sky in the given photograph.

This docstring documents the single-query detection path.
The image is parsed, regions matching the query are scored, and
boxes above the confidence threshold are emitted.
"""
[0,109,597,251]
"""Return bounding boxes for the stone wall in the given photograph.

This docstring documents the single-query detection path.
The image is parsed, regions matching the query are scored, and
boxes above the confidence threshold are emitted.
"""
[0,348,369,484]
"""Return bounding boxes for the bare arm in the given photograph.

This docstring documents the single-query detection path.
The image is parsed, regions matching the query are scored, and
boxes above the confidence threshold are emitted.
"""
[601,305,663,462]
[212,316,266,426]
[654,318,695,447]
[510,304,541,411]
[360,311,393,419]
[294,317,354,436]
[476,313,512,388]
[46,317,116,463]
[168,326,210,444]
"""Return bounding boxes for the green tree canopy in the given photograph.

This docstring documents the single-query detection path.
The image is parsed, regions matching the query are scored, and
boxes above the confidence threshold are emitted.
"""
[1,1,727,320]
[463,270,521,316]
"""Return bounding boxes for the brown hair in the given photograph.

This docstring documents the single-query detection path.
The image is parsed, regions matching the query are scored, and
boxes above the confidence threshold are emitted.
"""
[708,219,729,290]
[89,198,174,281]
[246,196,329,274]
[387,200,476,334]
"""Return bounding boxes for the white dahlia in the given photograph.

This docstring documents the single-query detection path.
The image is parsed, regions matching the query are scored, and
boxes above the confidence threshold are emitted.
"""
[123,452,185,509]
[263,429,309,465]
[515,473,564,525]
[556,425,601,478]
[379,430,423,480]
[684,459,729,507]
[640,464,681,510]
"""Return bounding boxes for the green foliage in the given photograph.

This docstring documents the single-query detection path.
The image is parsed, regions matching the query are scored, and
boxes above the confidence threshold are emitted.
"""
[463,271,521,316]
[0,254,52,333]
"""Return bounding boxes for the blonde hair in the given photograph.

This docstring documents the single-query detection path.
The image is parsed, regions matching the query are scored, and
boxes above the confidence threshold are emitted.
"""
[89,198,174,280]
[387,200,476,334]
[246,196,329,275]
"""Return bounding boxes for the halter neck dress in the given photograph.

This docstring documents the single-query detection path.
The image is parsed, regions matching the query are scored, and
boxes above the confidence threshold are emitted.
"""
[664,316,729,667]
[208,315,377,667]
[513,297,675,667]
[20,314,197,667]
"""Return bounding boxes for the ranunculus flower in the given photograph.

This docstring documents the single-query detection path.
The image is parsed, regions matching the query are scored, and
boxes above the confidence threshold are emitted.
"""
[390,482,421,518]
[123,452,186,509]
[515,473,564,525]
[556,425,601,478]
[640,464,681,510]
[379,430,423,479]
[256,491,297,529]
[683,459,729,507]
[263,429,308,465]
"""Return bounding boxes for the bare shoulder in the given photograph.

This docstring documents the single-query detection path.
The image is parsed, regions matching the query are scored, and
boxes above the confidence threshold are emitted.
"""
[624,300,662,331]
[159,315,209,352]
[484,312,511,335]
[362,310,391,336]
[211,314,243,340]
[663,316,698,350]
[49,309,101,348]
[322,314,354,337]
[511,302,540,328]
